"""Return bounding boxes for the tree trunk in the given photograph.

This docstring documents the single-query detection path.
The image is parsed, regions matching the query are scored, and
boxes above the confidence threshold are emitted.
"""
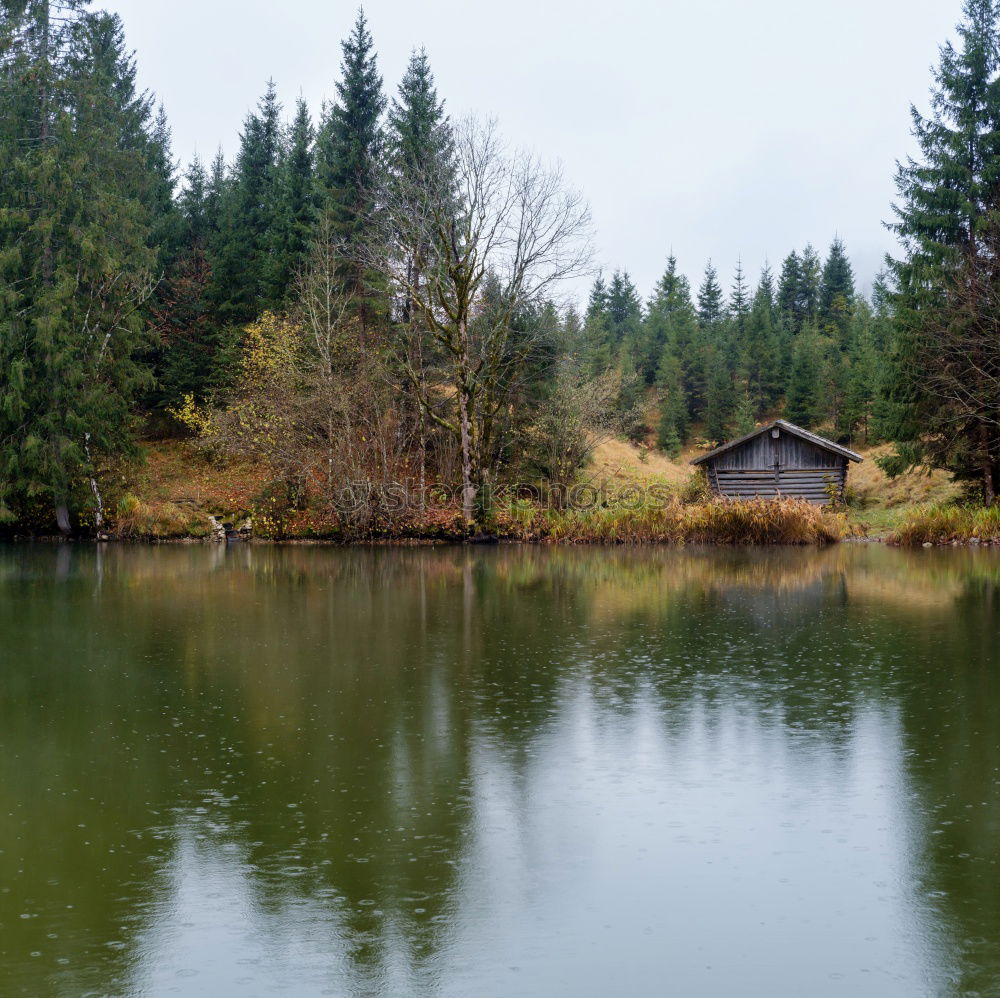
[84,432,104,530]
[55,501,71,536]
[458,384,476,523]
[981,423,995,507]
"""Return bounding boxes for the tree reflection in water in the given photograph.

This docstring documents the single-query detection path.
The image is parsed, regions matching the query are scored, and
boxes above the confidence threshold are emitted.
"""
[0,544,997,996]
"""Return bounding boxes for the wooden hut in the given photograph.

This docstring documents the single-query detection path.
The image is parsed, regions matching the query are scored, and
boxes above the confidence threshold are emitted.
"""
[691,419,862,504]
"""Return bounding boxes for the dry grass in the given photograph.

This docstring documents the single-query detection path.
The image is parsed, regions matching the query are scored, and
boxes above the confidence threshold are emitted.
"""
[138,440,270,514]
[587,436,692,486]
[111,493,210,540]
[889,503,1000,546]
[847,443,960,508]
[498,496,844,546]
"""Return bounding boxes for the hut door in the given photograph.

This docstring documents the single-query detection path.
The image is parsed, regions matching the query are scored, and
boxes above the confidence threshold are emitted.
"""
[770,428,782,491]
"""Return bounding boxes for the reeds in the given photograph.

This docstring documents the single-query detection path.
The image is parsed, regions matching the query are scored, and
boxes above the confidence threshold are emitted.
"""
[889,503,1000,545]
[497,496,843,545]
[112,494,210,539]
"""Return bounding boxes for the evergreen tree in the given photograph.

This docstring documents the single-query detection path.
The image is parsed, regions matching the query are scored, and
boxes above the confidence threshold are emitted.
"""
[819,236,856,337]
[153,155,219,404]
[729,259,750,339]
[210,80,284,324]
[744,278,782,413]
[205,148,228,234]
[386,46,452,331]
[784,324,823,428]
[732,388,756,437]
[315,8,387,329]
[605,269,643,344]
[696,260,725,328]
[841,301,880,444]
[655,349,685,457]
[704,347,735,443]
[882,0,1000,500]
[0,5,158,531]
[799,244,822,321]
[388,47,452,177]
[275,96,316,295]
[582,275,613,374]
[648,257,701,424]
[777,250,803,332]
[145,103,183,271]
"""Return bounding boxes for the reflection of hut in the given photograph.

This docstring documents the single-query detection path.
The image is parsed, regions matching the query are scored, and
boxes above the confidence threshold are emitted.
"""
[692,419,862,504]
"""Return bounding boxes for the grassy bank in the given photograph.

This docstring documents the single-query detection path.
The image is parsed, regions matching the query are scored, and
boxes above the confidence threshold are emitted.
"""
[1,437,965,547]
[66,440,843,545]
[887,504,1000,546]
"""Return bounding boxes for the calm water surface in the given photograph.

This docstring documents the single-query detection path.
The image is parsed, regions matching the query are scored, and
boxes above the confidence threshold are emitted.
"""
[0,543,998,997]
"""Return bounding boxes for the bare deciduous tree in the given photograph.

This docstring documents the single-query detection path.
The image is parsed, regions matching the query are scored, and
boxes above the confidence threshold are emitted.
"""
[371,116,593,521]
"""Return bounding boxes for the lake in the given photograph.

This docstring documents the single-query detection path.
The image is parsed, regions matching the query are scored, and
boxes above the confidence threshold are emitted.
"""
[0,543,998,997]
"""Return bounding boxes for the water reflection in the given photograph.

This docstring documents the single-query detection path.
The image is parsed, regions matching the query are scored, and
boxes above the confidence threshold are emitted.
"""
[0,544,998,996]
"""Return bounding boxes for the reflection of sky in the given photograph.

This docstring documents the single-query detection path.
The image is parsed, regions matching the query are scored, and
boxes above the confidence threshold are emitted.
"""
[4,544,994,996]
[122,689,950,997]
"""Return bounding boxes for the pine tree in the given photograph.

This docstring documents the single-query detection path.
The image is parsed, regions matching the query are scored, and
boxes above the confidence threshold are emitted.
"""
[153,156,218,404]
[784,325,823,428]
[729,259,750,339]
[819,237,856,338]
[744,279,782,413]
[882,0,1000,500]
[777,251,803,332]
[210,81,284,325]
[841,301,880,444]
[656,349,685,457]
[276,97,316,295]
[799,244,822,321]
[696,260,725,328]
[732,388,756,436]
[0,6,158,531]
[388,47,452,178]
[704,346,734,443]
[315,8,387,329]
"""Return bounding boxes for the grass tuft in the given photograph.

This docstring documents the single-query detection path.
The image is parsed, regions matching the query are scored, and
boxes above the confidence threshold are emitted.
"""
[889,503,1000,546]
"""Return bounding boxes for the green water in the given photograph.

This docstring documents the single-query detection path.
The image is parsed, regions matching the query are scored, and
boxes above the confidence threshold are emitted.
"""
[0,543,998,997]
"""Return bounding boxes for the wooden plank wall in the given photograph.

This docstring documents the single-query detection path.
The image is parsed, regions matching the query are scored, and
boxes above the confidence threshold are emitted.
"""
[706,432,847,504]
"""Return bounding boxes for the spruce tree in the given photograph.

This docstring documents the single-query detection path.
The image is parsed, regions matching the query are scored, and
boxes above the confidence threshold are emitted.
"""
[315,8,387,329]
[799,244,822,321]
[276,96,316,295]
[696,261,726,328]
[882,0,1000,499]
[210,80,284,325]
[777,251,803,332]
[744,278,782,414]
[388,47,452,178]
[784,325,823,428]
[704,347,735,443]
[0,6,158,531]
[819,237,856,338]
[729,259,750,339]
[153,156,218,404]
[656,349,685,457]
[841,301,880,444]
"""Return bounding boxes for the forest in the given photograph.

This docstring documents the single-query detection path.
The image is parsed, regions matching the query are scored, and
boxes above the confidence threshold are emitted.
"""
[2,0,1000,537]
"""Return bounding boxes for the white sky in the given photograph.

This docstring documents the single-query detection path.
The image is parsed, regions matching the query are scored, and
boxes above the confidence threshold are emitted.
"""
[101,0,962,305]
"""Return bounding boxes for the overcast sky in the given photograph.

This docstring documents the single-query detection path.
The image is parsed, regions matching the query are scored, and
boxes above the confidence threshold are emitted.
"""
[101,0,962,305]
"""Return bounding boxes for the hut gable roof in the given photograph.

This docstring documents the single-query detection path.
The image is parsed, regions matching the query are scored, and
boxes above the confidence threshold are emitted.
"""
[690,419,863,466]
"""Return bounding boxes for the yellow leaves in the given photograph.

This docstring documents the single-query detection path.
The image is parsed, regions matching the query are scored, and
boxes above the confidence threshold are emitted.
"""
[240,311,303,385]
[167,393,214,438]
